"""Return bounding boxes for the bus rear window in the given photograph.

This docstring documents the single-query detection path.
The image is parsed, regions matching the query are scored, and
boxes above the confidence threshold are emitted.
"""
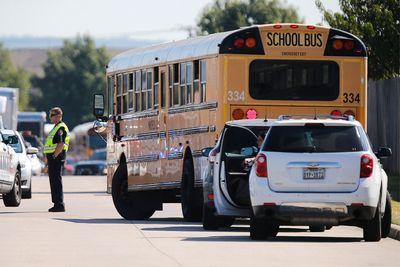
[249,60,339,101]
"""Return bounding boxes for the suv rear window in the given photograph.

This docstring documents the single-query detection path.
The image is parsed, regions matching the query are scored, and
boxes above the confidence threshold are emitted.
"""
[263,125,368,153]
[249,60,339,100]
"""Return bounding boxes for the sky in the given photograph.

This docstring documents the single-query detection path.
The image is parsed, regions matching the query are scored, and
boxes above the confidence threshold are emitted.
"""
[0,0,340,41]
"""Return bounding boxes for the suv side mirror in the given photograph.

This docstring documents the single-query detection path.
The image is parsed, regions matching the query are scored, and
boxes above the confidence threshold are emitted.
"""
[375,147,392,158]
[201,147,213,157]
[27,147,39,155]
[93,94,105,119]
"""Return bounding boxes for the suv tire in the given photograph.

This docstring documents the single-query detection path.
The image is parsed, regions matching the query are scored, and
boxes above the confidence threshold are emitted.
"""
[363,202,382,242]
[381,191,392,238]
[3,171,22,207]
[202,203,220,230]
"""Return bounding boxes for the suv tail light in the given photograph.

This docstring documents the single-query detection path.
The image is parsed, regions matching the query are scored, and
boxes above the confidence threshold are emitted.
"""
[255,154,268,177]
[360,154,373,178]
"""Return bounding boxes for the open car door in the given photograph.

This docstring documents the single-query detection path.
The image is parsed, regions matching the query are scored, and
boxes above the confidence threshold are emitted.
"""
[213,125,258,216]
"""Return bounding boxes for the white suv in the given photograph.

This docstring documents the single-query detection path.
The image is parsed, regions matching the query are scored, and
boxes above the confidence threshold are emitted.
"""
[0,133,22,207]
[249,115,392,241]
[202,119,274,230]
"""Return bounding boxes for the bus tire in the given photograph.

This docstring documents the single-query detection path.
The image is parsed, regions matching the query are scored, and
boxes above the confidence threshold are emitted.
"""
[112,165,155,220]
[3,171,22,207]
[181,158,202,222]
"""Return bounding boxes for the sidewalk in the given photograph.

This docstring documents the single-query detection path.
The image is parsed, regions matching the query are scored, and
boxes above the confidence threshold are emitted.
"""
[389,224,400,241]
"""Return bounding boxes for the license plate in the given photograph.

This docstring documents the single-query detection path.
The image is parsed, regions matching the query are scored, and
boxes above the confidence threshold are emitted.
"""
[303,168,325,179]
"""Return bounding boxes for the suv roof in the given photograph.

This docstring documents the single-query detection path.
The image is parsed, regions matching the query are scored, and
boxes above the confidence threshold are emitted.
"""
[225,119,275,127]
[272,115,362,127]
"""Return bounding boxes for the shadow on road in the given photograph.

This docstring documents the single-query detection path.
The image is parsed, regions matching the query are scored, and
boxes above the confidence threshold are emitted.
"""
[183,235,363,243]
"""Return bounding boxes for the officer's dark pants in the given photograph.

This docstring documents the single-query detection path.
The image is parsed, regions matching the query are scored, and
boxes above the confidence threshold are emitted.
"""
[47,156,64,206]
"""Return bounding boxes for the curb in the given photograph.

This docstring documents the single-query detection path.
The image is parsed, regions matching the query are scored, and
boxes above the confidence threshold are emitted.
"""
[389,224,400,241]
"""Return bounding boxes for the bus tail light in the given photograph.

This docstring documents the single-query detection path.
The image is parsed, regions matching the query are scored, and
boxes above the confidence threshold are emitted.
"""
[290,24,299,29]
[360,154,373,178]
[307,25,316,30]
[246,108,257,119]
[332,39,343,50]
[344,40,355,50]
[255,154,268,177]
[245,37,257,48]
[273,24,282,29]
[233,38,245,49]
[232,108,244,120]
[330,110,342,117]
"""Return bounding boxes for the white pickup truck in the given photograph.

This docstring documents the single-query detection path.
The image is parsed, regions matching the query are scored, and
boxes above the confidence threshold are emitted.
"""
[0,134,21,207]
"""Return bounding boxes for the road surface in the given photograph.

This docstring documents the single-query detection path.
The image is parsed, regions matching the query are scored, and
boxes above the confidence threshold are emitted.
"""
[0,175,398,266]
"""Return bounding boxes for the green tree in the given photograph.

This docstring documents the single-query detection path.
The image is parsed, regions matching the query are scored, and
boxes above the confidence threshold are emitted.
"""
[316,0,400,80]
[0,43,31,110]
[197,0,303,35]
[33,36,110,128]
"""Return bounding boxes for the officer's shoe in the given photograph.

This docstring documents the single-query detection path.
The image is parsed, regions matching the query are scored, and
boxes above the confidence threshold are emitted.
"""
[48,205,65,212]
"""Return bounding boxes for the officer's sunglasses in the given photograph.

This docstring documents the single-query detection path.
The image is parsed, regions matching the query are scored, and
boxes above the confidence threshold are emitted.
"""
[50,113,60,117]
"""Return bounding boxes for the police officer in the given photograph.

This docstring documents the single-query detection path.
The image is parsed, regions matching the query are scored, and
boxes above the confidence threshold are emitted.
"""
[44,107,70,212]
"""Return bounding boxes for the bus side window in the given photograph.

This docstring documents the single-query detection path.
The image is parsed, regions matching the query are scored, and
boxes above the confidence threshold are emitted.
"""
[186,62,193,104]
[128,72,134,112]
[200,60,207,103]
[147,69,153,110]
[116,74,122,114]
[193,60,200,103]
[107,76,114,115]
[154,67,159,109]
[173,64,179,106]
[180,63,186,105]
[123,73,128,113]
[168,65,173,107]
[135,70,141,112]
[141,70,147,111]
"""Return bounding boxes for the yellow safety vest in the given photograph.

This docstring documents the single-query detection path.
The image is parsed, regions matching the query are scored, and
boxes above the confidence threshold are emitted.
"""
[43,122,70,154]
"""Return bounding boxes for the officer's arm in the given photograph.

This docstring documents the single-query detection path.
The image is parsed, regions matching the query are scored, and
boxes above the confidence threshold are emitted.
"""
[54,142,64,158]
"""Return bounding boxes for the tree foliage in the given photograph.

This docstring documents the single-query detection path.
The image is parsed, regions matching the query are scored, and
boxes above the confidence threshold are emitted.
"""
[197,0,303,35]
[33,36,109,128]
[316,0,400,80]
[0,43,31,111]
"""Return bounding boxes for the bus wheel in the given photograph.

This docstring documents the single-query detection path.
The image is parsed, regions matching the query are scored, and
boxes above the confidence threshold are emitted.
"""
[112,166,155,220]
[181,158,202,222]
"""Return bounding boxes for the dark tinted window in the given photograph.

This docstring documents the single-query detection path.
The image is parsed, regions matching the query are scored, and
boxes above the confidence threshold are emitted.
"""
[249,60,339,100]
[263,125,368,153]
[2,134,22,153]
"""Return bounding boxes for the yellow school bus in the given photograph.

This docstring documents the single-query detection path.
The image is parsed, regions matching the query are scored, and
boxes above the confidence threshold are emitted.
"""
[98,24,367,221]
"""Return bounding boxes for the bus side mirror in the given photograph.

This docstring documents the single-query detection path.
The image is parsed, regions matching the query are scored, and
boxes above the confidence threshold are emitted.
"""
[93,94,105,119]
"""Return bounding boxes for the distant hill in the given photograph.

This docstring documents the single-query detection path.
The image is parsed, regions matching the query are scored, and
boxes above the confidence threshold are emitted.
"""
[2,35,167,76]
[1,36,162,49]
[10,48,128,77]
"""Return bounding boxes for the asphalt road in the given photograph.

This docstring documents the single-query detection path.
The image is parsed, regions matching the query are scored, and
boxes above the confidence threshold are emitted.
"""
[0,175,399,267]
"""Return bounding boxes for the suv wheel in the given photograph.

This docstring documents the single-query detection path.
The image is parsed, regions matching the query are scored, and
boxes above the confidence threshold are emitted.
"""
[363,203,382,242]
[381,191,392,238]
[3,171,22,207]
[202,203,220,230]
[250,213,279,240]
